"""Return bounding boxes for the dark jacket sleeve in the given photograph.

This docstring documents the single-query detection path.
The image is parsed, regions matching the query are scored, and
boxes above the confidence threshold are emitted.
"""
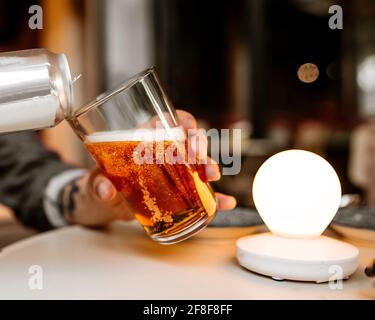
[0,132,73,231]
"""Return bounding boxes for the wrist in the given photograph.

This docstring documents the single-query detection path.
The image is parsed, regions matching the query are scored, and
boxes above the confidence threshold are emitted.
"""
[59,176,82,225]
[43,169,87,228]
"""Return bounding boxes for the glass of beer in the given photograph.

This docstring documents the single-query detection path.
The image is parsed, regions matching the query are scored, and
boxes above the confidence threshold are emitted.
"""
[68,68,217,244]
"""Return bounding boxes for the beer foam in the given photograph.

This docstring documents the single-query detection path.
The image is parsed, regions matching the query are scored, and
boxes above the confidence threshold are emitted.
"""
[85,126,186,143]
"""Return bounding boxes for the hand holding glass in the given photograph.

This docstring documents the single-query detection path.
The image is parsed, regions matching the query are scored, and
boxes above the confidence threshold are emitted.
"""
[69,68,216,244]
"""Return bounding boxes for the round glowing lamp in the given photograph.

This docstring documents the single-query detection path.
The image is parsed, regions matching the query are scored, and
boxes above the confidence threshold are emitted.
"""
[236,150,359,283]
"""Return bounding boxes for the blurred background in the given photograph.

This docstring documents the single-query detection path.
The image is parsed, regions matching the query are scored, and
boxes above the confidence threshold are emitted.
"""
[0,0,375,245]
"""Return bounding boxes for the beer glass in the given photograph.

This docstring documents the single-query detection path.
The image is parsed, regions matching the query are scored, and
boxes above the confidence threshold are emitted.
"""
[68,68,217,244]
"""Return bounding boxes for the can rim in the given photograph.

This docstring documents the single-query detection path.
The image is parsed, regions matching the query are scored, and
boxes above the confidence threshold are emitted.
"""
[55,53,73,116]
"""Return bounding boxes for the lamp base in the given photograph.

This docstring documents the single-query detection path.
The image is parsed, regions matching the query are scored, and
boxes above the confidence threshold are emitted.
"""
[236,233,359,283]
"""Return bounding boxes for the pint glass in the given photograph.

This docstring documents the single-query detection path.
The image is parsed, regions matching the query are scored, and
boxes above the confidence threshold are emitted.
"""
[69,68,217,244]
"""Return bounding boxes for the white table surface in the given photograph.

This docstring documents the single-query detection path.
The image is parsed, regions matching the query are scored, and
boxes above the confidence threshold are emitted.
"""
[0,221,374,300]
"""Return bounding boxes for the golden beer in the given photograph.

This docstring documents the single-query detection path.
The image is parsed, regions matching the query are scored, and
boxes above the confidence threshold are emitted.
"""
[85,128,216,239]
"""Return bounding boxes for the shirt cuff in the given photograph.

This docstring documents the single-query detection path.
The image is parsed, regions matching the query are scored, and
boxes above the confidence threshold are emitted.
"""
[43,169,87,228]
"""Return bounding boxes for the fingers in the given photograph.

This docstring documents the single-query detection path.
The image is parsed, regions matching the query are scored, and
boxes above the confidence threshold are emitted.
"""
[90,171,117,202]
[89,170,134,221]
[93,175,117,201]
[187,127,208,164]
[215,192,237,211]
[177,111,221,181]
[141,109,197,131]
[205,157,221,181]
[176,109,197,130]
[89,170,124,208]
[110,201,135,221]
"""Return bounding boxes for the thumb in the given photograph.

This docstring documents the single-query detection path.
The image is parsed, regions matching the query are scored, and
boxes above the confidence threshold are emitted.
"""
[92,174,117,202]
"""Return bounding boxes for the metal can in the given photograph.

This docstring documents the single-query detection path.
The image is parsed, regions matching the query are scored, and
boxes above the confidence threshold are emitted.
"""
[0,48,73,133]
